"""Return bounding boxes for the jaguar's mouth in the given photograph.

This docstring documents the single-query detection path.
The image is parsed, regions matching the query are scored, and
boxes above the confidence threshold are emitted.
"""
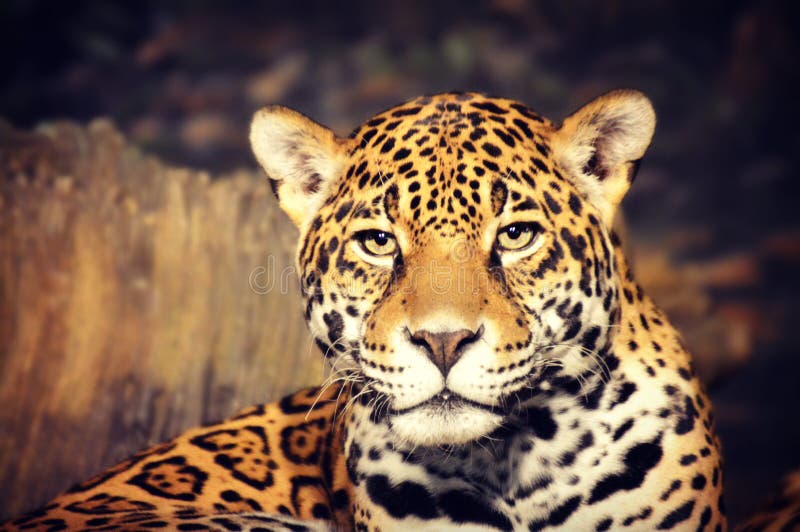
[391,389,497,416]
[426,390,461,408]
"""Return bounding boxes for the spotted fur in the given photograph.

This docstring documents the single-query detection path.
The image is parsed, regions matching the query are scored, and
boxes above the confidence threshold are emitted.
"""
[2,387,350,531]
[3,91,727,531]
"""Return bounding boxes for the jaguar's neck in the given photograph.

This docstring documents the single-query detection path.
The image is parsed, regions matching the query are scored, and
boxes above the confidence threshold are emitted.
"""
[342,379,625,531]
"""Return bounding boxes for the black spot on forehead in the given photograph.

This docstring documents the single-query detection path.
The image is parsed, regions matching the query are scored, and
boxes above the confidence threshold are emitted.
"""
[335,201,353,222]
[482,142,502,157]
[493,128,516,147]
[384,184,399,223]
[513,118,534,139]
[568,193,582,216]
[394,148,411,161]
[543,191,562,214]
[510,102,544,122]
[391,106,423,117]
[470,101,509,115]
[491,180,508,215]
[380,137,395,153]
[470,128,487,141]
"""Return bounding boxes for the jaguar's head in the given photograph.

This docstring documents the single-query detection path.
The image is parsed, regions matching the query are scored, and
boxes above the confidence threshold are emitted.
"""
[250,91,655,446]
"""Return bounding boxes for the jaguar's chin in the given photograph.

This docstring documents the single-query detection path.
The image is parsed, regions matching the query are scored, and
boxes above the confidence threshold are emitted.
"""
[388,395,503,446]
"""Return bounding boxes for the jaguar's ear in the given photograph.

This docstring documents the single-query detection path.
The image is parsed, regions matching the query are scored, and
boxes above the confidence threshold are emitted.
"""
[553,90,655,226]
[250,106,350,228]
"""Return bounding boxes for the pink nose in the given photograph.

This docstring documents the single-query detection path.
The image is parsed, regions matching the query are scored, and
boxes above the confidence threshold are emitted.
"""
[409,326,483,375]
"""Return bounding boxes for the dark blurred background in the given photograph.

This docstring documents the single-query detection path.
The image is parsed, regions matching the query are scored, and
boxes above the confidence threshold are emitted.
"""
[1,0,798,525]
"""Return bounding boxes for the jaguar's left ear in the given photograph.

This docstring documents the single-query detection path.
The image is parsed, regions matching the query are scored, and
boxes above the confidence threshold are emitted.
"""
[553,90,656,226]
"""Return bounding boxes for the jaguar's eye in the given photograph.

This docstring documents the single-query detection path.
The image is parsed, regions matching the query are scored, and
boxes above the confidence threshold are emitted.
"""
[356,230,398,257]
[496,222,541,252]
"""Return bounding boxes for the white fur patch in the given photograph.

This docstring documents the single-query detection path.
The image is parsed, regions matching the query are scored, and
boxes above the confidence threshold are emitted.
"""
[390,404,503,446]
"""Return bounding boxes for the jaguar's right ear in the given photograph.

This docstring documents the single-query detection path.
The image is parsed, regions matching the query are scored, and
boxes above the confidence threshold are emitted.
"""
[250,106,351,228]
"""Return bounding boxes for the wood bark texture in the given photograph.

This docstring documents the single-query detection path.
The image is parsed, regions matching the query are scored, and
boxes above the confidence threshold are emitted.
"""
[0,120,321,519]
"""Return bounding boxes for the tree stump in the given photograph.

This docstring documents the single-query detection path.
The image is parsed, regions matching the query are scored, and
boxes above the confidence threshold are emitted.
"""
[0,119,320,519]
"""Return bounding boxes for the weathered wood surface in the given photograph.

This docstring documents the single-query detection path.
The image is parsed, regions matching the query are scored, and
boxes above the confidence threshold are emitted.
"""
[0,120,321,519]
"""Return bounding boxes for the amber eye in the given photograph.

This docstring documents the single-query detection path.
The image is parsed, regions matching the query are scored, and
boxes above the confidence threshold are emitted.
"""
[356,230,398,257]
[496,222,541,251]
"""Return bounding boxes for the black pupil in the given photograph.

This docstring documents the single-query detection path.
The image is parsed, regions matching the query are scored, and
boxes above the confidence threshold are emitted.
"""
[506,225,523,239]
[373,232,388,246]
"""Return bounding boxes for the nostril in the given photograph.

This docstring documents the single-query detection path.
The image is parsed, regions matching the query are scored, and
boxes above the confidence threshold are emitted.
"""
[407,328,430,349]
[408,325,483,375]
[455,324,484,352]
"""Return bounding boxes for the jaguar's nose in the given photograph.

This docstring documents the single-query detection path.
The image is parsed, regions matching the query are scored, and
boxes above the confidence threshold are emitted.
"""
[408,325,484,376]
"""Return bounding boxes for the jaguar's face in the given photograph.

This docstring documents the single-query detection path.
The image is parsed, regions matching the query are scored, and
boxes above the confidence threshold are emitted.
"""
[251,91,655,446]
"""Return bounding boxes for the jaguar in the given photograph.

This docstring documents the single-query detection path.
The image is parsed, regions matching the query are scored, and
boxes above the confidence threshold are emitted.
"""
[3,90,727,531]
